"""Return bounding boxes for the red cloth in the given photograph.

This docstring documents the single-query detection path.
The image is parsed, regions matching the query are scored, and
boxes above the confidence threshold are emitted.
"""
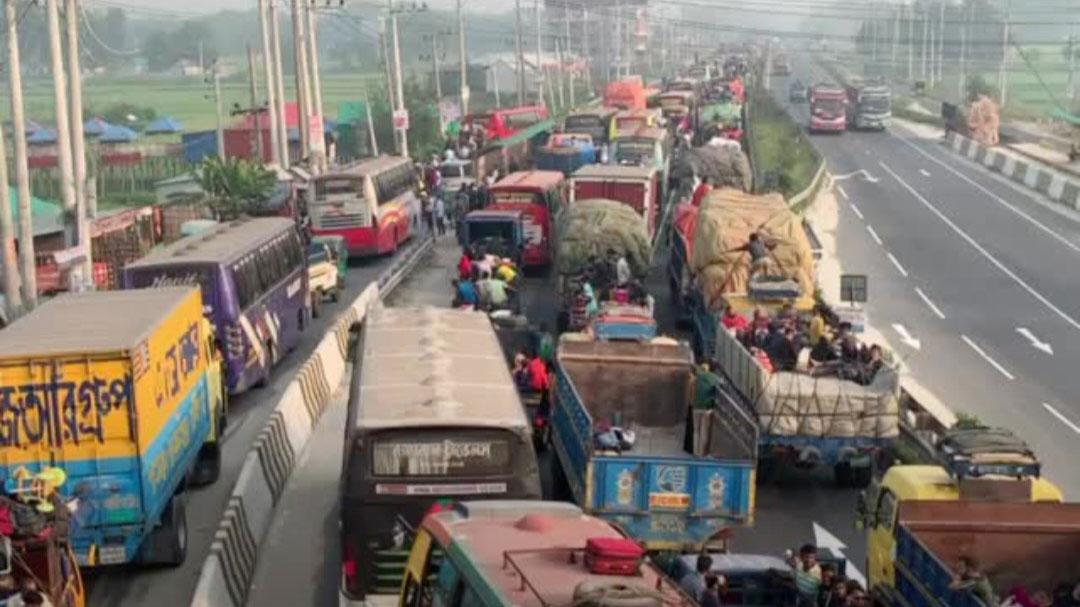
[528,357,550,392]
[721,311,748,332]
[690,183,711,207]
[457,255,472,280]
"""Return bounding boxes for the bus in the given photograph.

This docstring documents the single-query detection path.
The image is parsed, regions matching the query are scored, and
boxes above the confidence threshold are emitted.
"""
[397,501,694,607]
[310,155,418,258]
[464,105,549,142]
[123,217,308,395]
[340,307,541,602]
[487,170,566,268]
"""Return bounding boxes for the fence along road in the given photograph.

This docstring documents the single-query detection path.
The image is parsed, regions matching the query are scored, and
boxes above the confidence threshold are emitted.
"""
[85,241,417,607]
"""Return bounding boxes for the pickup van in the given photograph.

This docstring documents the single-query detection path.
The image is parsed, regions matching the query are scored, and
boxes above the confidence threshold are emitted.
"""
[0,287,226,567]
[307,240,341,318]
[550,334,756,551]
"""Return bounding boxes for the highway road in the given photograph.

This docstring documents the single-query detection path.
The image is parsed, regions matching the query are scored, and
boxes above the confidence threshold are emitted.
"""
[783,57,1080,497]
[247,235,869,606]
[84,239,413,607]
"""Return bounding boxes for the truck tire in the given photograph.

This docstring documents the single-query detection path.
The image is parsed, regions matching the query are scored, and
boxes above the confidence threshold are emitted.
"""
[191,441,222,486]
[850,463,873,489]
[136,494,188,566]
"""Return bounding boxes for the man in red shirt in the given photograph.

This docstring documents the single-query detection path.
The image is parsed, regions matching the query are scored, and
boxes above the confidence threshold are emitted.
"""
[720,304,748,333]
[527,355,550,392]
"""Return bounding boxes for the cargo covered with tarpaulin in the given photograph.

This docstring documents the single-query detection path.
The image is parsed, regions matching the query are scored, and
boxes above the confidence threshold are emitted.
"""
[671,145,752,193]
[689,189,815,313]
[555,198,652,278]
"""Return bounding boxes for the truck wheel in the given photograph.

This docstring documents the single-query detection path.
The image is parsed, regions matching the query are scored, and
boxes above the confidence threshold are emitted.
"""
[757,455,780,484]
[191,442,222,486]
[850,464,873,489]
[136,494,188,566]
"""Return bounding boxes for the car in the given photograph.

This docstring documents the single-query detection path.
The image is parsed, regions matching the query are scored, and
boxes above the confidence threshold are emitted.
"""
[306,241,340,318]
[789,81,808,103]
[311,234,347,290]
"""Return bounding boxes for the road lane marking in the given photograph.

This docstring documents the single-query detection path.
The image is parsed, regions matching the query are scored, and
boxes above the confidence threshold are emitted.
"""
[1043,403,1080,435]
[914,287,947,319]
[960,335,1015,380]
[892,323,921,349]
[849,202,864,220]
[836,184,849,200]
[880,161,1080,333]
[866,225,883,245]
[886,252,909,277]
[1016,327,1054,355]
[893,135,1080,255]
[814,523,866,587]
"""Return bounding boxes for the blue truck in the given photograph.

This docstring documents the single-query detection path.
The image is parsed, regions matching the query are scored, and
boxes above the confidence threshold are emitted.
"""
[458,209,526,266]
[550,335,757,551]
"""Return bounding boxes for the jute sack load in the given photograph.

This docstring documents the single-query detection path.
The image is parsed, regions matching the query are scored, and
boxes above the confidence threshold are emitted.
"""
[690,189,815,310]
[556,198,652,277]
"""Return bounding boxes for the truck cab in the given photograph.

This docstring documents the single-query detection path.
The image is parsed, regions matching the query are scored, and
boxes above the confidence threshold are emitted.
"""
[808,84,847,133]
[459,209,526,267]
[846,82,892,130]
[860,428,1065,602]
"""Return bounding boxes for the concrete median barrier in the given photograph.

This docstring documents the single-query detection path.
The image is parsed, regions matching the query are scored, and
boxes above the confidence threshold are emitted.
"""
[945,131,1080,211]
[189,236,433,607]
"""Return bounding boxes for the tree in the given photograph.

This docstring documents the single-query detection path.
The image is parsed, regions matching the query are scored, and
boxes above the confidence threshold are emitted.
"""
[965,74,995,103]
[196,157,277,220]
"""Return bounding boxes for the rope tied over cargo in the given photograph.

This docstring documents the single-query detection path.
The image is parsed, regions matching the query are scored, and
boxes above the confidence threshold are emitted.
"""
[571,580,672,607]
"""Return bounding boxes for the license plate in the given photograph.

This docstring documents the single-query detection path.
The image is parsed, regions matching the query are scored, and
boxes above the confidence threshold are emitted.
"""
[99,544,127,565]
[648,492,690,509]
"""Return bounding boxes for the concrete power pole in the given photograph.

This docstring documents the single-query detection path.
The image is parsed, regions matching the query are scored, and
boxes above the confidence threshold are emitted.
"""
[291,0,311,160]
[306,2,327,170]
[6,0,35,306]
[363,92,378,156]
[247,46,264,160]
[937,1,945,84]
[891,4,900,71]
[535,0,545,107]
[1069,26,1077,101]
[582,6,592,94]
[270,1,289,167]
[515,0,526,106]
[432,35,444,134]
[390,5,408,156]
[45,0,76,247]
[564,2,574,107]
[0,124,20,316]
[999,0,1010,107]
[258,0,281,165]
[457,0,469,116]
[66,0,92,285]
[556,39,565,109]
[213,69,226,159]
[381,21,397,116]
[921,8,929,82]
[907,3,914,81]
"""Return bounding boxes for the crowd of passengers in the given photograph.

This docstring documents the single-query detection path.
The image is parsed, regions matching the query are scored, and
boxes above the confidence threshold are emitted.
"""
[717,302,885,386]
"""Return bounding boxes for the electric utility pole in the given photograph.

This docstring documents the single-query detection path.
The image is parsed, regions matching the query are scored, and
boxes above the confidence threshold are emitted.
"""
[1000,0,1010,107]
[389,0,408,155]
[306,1,327,170]
[457,0,469,116]
[907,3,914,81]
[291,0,311,159]
[66,0,92,285]
[248,46,264,160]
[213,68,226,159]
[0,123,20,317]
[515,0,526,106]
[564,2,574,106]
[937,0,945,85]
[45,0,76,241]
[270,1,289,166]
[6,0,35,305]
[921,8,929,82]
[258,0,281,165]
[535,0,545,107]
[431,33,444,134]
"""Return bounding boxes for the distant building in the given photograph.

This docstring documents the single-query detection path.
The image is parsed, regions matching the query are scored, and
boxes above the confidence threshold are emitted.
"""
[175,59,204,77]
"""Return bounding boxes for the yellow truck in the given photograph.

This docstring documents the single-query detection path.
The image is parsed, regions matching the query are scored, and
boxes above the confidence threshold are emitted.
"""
[859,428,1064,605]
[0,287,226,567]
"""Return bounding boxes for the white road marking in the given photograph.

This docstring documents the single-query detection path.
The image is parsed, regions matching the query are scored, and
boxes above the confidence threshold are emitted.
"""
[833,169,879,183]
[960,335,1015,380]
[919,169,931,177]
[1042,403,1080,435]
[849,202,864,220]
[1016,327,1054,355]
[836,184,849,200]
[893,135,1080,255]
[880,161,1080,333]
[892,323,921,349]
[914,287,947,319]
[887,252,909,277]
[813,523,866,587]
[866,225,884,245]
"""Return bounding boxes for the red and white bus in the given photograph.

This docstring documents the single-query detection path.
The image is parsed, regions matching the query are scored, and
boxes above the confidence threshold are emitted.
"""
[310,156,417,258]
[464,105,549,141]
[487,170,566,268]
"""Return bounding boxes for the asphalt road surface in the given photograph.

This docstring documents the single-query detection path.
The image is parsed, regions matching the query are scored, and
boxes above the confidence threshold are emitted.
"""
[84,237,414,607]
[784,57,1080,497]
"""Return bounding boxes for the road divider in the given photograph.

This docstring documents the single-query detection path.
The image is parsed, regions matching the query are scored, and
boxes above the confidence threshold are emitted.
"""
[189,236,434,607]
[944,131,1080,212]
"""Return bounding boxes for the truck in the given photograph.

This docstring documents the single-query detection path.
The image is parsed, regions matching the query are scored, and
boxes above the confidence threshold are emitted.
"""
[534,134,597,176]
[603,77,647,110]
[845,80,892,130]
[610,126,672,191]
[550,335,757,551]
[458,209,526,267]
[563,108,618,147]
[809,84,847,133]
[569,164,662,242]
[860,428,1071,606]
[0,287,226,567]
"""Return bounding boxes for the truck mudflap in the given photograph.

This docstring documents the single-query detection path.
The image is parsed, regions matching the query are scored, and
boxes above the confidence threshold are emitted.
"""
[589,456,755,551]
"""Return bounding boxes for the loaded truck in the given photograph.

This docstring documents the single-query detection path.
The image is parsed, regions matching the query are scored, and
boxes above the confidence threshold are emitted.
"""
[551,335,757,551]
[0,288,226,567]
[860,427,1071,606]
[809,84,847,133]
[845,80,891,130]
[570,164,662,242]
[670,190,895,487]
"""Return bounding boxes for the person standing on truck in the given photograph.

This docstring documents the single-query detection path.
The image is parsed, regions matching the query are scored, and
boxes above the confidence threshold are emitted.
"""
[789,544,823,607]
[679,554,713,602]
[949,556,997,606]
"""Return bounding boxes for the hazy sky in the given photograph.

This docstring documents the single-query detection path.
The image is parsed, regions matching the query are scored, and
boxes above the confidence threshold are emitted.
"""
[162,0,513,17]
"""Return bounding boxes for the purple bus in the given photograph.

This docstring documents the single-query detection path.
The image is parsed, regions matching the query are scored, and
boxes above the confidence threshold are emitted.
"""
[123,217,308,394]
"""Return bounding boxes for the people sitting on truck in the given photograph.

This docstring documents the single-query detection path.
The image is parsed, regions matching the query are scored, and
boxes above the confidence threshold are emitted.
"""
[614,253,631,287]
[679,554,713,602]
[452,278,479,308]
[949,556,997,607]
[512,351,530,391]
[741,232,779,276]
[721,304,749,333]
[495,259,518,285]
[477,274,511,311]
[532,322,555,364]
[790,544,823,607]
[458,250,473,280]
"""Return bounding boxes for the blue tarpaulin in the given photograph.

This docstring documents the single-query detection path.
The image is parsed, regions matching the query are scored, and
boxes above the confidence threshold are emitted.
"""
[27,128,57,145]
[99,124,138,143]
[84,117,111,136]
[146,116,183,134]
[181,130,218,164]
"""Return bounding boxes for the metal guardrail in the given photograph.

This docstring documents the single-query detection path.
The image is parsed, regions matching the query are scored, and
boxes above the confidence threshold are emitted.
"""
[378,234,436,296]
